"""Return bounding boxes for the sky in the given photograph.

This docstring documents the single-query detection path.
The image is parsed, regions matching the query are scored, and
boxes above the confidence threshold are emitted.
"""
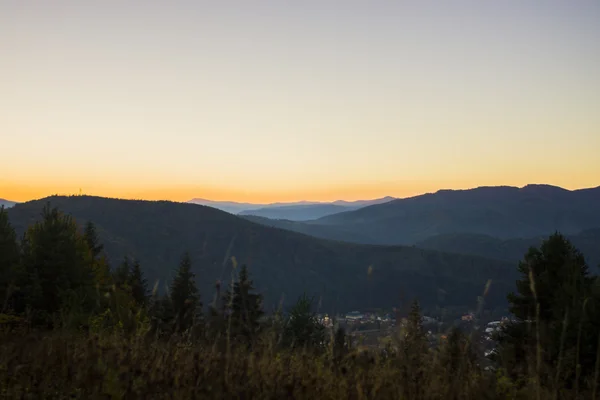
[1,0,599,203]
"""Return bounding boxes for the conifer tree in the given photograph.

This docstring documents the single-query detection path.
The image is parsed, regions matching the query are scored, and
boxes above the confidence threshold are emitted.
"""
[398,300,428,400]
[283,293,325,349]
[19,204,96,323]
[498,233,598,387]
[438,327,478,399]
[83,221,103,260]
[227,265,264,343]
[0,206,20,310]
[129,259,148,307]
[113,257,131,289]
[169,252,201,332]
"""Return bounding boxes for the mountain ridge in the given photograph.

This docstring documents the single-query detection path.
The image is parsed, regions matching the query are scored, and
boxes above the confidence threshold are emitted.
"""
[246,184,600,245]
[188,196,396,220]
[0,198,17,208]
[6,195,515,311]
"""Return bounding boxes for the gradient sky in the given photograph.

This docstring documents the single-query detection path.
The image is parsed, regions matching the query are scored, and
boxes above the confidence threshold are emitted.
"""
[1,1,599,203]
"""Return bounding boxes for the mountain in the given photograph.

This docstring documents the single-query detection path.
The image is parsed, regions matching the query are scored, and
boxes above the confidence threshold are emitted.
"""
[332,196,396,207]
[0,198,16,208]
[189,196,396,221]
[242,215,372,243]
[238,204,351,221]
[6,195,515,312]
[416,229,600,269]
[186,199,276,214]
[246,185,600,245]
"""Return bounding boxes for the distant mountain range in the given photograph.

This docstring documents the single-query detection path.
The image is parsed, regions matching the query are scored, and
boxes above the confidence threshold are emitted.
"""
[6,195,514,311]
[5,183,599,312]
[188,196,395,221]
[243,185,600,245]
[0,198,16,208]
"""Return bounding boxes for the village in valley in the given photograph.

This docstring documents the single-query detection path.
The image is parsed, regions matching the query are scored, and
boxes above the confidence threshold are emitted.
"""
[316,308,513,358]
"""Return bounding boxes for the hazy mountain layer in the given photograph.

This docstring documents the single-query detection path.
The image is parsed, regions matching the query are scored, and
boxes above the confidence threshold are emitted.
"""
[0,198,16,209]
[188,197,395,220]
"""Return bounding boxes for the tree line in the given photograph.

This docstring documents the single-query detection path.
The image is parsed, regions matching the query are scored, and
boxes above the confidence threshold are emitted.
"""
[0,203,334,351]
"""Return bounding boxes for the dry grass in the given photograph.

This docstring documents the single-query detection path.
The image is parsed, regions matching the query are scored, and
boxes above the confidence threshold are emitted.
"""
[0,326,576,400]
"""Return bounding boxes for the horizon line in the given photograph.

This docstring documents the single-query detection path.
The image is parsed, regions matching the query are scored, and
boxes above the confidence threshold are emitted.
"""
[4,182,599,206]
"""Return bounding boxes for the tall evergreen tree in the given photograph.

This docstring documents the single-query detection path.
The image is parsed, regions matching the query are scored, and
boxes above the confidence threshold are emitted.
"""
[18,203,96,323]
[226,265,264,343]
[398,300,428,400]
[169,252,201,332]
[438,327,479,400]
[283,294,325,349]
[0,206,20,310]
[113,257,131,289]
[83,221,104,260]
[507,233,592,324]
[498,233,598,387]
[129,259,148,307]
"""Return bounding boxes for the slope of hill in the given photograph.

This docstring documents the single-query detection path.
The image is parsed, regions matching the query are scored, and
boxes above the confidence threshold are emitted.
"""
[0,198,16,208]
[187,198,319,215]
[189,197,396,220]
[238,204,351,221]
[241,215,372,244]
[416,229,600,268]
[238,197,398,221]
[6,196,515,312]
[332,196,396,207]
[247,185,600,245]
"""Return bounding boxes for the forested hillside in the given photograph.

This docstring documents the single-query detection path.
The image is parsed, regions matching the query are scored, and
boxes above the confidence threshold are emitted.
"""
[245,185,600,245]
[238,203,352,221]
[416,229,600,268]
[6,196,515,311]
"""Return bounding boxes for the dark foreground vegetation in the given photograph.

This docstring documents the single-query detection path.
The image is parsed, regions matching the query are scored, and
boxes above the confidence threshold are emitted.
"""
[1,204,600,399]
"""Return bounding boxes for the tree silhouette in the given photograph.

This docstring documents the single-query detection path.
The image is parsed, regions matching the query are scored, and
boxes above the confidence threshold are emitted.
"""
[498,233,599,387]
[225,265,263,344]
[129,259,148,307]
[169,252,201,332]
[283,293,325,349]
[83,221,104,260]
[19,203,96,324]
[0,206,19,311]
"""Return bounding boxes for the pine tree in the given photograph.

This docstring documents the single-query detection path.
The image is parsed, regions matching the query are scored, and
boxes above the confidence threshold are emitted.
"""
[129,259,148,307]
[508,233,592,324]
[499,233,598,387]
[398,300,428,400]
[82,221,111,297]
[0,206,20,311]
[83,221,104,260]
[227,265,264,344]
[283,293,325,349]
[169,252,201,332]
[438,327,478,400]
[19,203,96,324]
[113,257,131,289]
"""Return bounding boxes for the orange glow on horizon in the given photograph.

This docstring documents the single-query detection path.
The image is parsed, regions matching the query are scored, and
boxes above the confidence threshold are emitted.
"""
[2,177,599,205]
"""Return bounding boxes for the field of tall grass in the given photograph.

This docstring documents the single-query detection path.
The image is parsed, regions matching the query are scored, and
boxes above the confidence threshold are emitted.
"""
[0,324,589,400]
